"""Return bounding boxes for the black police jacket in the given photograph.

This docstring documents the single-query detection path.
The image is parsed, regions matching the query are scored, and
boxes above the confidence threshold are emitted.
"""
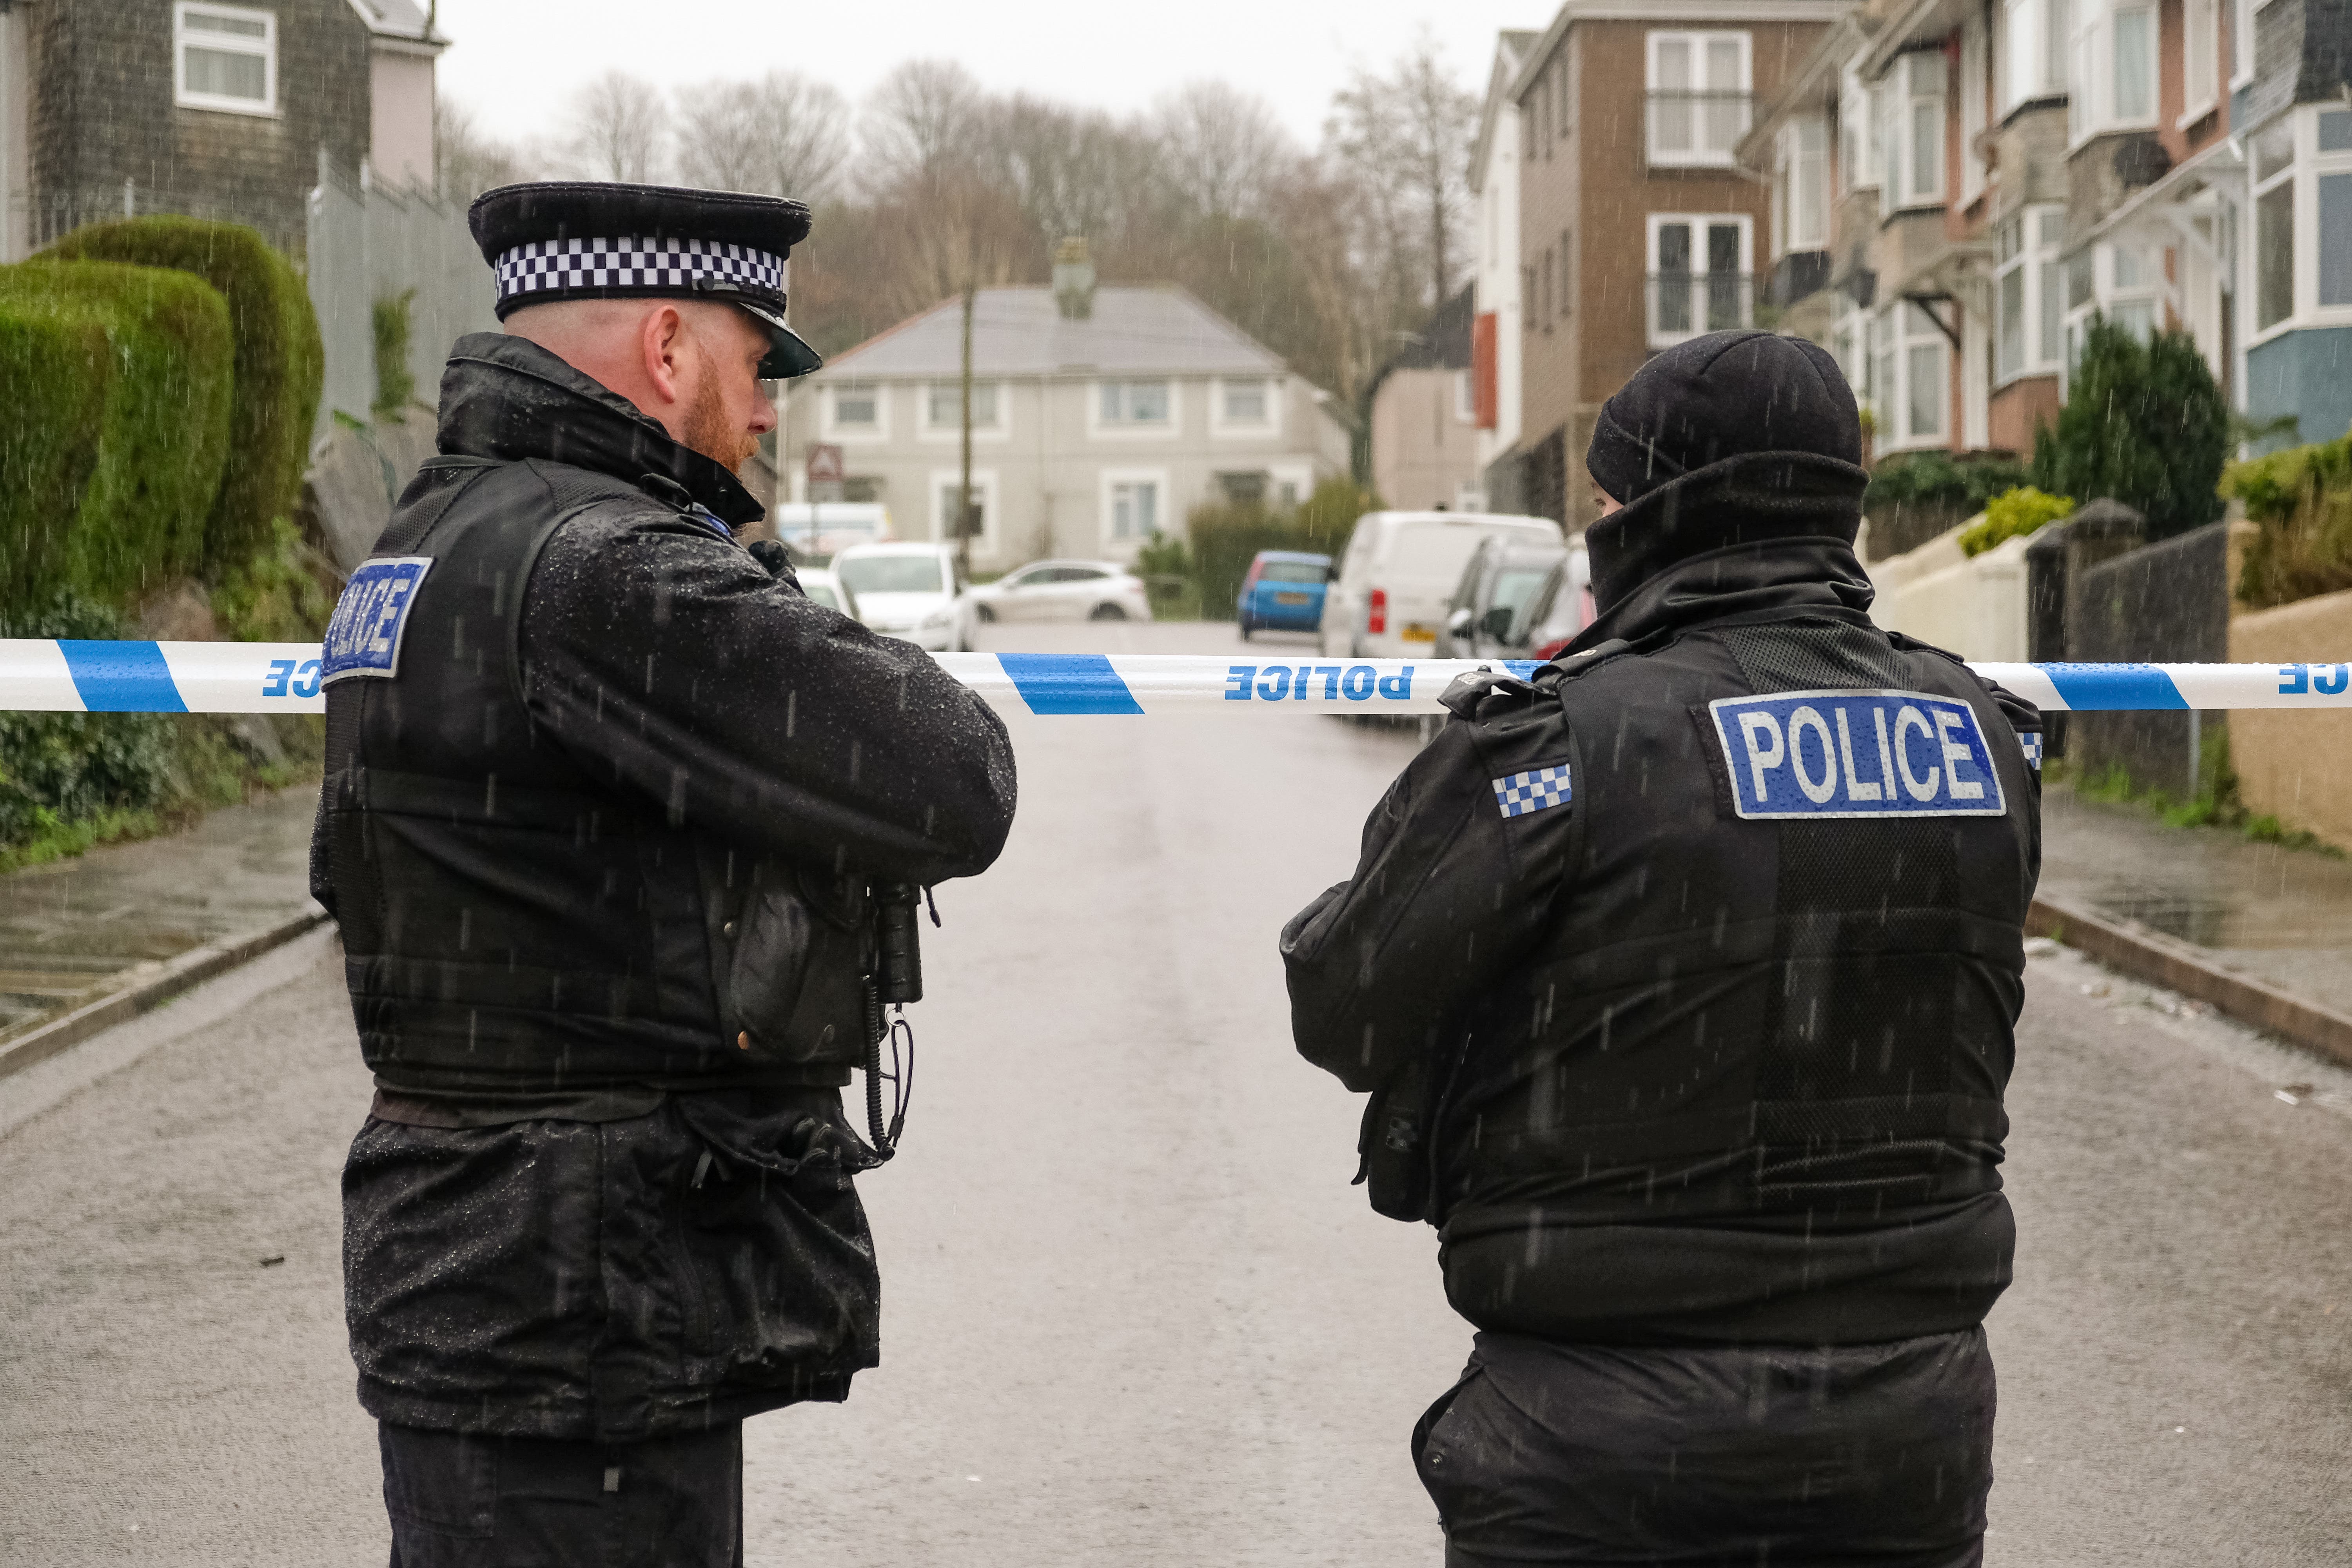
[1282,453,2042,1349]
[314,334,1016,1439]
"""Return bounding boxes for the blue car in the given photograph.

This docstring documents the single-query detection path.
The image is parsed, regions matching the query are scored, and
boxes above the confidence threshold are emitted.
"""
[1237,550,1332,639]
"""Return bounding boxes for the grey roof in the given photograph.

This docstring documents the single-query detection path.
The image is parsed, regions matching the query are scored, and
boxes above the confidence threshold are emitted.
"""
[819,286,1289,381]
[345,0,447,44]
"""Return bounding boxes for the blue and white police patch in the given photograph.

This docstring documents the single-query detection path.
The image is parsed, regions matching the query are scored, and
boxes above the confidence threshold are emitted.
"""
[321,556,434,685]
[2021,732,2043,771]
[1492,764,1573,818]
[1709,689,2007,820]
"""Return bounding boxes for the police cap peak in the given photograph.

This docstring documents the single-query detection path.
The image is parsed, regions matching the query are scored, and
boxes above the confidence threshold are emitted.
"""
[469,181,821,378]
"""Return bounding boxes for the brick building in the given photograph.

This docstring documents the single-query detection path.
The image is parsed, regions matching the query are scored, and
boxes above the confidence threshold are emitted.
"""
[0,0,445,261]
[1479,0,1845,532]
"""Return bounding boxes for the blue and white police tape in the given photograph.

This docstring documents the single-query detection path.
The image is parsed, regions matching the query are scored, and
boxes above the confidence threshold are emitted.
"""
[5,639,2352,716]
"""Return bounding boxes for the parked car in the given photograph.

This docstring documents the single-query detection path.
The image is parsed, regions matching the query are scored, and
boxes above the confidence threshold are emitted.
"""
[1442,537,1590,660]
[766,503,892,563]
[1236,550,1332,639]
[965,560,1153,623]
[1319,510,1563,660]
[794,566,860,621]
[832,541,973,652]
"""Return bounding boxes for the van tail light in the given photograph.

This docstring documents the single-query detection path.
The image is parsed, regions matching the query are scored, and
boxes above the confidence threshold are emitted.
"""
[1367,587,1387,634]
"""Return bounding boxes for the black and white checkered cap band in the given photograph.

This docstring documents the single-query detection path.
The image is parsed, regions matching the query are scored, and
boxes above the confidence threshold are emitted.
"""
[492,236,785,307]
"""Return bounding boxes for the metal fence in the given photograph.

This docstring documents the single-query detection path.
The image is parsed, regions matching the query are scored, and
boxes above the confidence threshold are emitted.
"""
[305,150,497,441]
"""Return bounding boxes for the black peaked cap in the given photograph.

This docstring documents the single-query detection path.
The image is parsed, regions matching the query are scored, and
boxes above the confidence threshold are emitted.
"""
[468,181,820,378]
[1585,329,1860,507]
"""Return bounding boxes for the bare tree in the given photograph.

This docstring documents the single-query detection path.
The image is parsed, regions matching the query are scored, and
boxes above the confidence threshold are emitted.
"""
[983,96,1163,246]
[1149,81,1293,220]
[860,60,986,190]
[1327,34,1478,309]
[436,97,534,201]
[677,72,853,202]
[561,71,670,183]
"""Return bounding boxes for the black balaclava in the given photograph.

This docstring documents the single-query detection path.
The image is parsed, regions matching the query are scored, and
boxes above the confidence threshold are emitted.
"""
[1585,328,1860,508]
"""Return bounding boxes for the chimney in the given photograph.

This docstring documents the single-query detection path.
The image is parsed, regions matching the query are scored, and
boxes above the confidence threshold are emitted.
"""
[1052,236,1096,320]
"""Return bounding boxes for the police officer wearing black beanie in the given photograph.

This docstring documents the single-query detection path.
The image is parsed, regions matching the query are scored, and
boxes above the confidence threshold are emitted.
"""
[1285,329,2043,1566]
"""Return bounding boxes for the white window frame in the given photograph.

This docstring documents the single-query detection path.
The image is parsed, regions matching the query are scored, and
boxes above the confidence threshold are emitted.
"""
[1089,378,1179,440]
[1871,300,1952,452]
[1775,115,1831,256]
[1209,375,1283,438]
[1999,0,2071,116]
[1840,69,1875,194]
[928,466,999,549]
[2247,107,2352,347]
[1646,31,1753,168]
[918,379,1007,441]
[2181,0,2220,127]
[1996,204,2069,385]
[2069,0,2160,146]
[174,2,277,118]
[1959,22,1989,206]
[1098,466,1172,549]
[1645,213,1754,348]
[820,379,891,444]
[1882,51,1948,211]
[2229,0,2257,93]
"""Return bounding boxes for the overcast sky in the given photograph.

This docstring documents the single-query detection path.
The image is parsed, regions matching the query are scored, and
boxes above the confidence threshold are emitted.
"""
[433,0,1541,154]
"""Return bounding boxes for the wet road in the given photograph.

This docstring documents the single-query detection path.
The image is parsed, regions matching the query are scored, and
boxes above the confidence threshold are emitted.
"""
[2,621,2349,1565]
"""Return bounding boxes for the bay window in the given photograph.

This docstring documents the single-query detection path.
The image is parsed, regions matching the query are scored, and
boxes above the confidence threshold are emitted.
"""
[1996,205,2067,383]
[2070,0,2158,141]
[1998,0,2070,114]
[2183,0,2219,122]
[2253,117,2294,332]
[1881,53,1947,209]
[1870,302,1950,448]
[1960,20,1989,205]
[1774,116,1830,255]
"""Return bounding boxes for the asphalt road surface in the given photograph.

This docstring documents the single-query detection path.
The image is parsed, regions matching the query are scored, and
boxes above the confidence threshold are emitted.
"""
[2,621,2348,1566]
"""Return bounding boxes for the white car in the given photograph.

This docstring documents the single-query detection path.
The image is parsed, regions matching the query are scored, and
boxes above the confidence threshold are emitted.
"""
[793,566,859,621]
[966,560,1154,624]
[832,542,973,652]
[1320,510,1564,660]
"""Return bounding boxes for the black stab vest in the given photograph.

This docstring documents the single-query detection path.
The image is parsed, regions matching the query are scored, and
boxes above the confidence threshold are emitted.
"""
[1436,612,2038,1346]
[316,457,872,1094]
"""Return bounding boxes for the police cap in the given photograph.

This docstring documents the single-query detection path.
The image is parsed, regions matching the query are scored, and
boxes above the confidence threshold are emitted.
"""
[470,181,823,379]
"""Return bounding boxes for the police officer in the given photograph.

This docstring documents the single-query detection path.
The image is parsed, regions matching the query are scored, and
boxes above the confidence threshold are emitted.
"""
[1282,329,2040,1566]
[311,182,1017,1561]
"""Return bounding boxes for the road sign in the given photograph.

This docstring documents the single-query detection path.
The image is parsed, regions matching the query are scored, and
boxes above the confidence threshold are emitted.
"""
[806,444,844,484]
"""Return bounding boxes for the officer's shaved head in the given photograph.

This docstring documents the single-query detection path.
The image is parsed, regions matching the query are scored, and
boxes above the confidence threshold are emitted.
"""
[505,296,775,475]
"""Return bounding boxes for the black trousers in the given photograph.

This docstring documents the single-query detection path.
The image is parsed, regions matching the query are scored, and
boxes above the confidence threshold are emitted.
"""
[1413,1328,1996,1568]
[379,1421,742,1568]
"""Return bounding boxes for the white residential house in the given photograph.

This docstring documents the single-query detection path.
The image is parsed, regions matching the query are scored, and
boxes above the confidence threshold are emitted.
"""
[780,273,1351,572]
[1471,28,1541,514]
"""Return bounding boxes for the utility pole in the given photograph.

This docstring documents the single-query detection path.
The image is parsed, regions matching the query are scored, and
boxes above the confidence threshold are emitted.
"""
[958,276,976,583]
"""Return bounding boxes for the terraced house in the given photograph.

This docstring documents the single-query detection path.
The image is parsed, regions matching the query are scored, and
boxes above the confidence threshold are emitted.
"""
[1738,0,2350,511]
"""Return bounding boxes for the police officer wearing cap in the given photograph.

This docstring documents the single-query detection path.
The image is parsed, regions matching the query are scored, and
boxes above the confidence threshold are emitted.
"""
[311,182,1016,1560]
[1282,330,2041,1565]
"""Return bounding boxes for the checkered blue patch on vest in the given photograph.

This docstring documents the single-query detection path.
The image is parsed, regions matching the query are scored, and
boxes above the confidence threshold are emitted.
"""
[1492,764,1572,818]
[2021,732,2043,771]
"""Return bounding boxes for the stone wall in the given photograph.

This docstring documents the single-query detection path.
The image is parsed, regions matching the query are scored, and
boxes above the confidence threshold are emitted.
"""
[2068,520,2233,795]
[2230,584,2352,851]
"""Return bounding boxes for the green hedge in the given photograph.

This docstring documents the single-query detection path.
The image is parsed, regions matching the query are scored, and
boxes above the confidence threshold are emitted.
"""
[42,217,323,577]
[0,261,234,615]
[1958,486,2074,557]
[0,593,172,853]
[2222,427,2352,609]
[1863,451,2033,557]
[1185,479,1377,621]
[2032,316,2228,541]
[0,296,109,619]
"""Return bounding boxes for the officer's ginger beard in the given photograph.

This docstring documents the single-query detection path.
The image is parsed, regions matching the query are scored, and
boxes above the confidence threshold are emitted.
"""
[505,297,777,476]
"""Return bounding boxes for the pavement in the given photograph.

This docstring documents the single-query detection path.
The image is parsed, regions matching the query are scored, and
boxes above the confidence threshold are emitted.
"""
[2,620,2350,1563]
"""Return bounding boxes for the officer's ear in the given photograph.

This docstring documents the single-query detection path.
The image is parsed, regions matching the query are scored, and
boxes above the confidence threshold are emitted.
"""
[640,305,692,410]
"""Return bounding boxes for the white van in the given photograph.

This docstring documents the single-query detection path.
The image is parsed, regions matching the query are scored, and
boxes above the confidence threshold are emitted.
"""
[1320,511,1563,659]
[766,503,891,563]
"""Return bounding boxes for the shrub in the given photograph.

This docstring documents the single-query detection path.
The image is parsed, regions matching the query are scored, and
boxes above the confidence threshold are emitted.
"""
[1959,486,2074,557]
[2221,426,2352,608]
[42,217,325,579]
[1863,450,2032,555]
[1180,479,1378,622]
[372,288,417,419]
[210,514,339,642]
[0,593,172,854]
[0,261,236,614]
[2032,316,2228,541]
[0,296,109,619]
[1293,477,1380,552]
